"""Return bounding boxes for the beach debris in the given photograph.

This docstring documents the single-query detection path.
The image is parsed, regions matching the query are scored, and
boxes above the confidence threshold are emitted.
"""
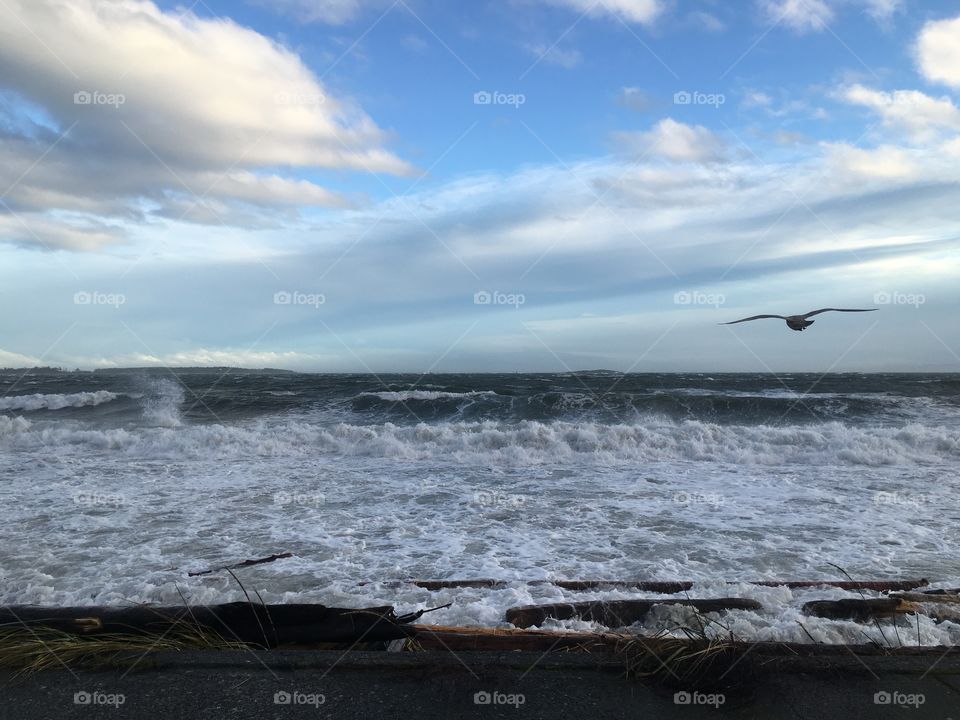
[187,552,293,577]
[395,603,452,624]
[801,598,915,622]
[505,598,763,629]
[890,591,960,604]
[889,592,960,623]
[0,602,415,647]
[371,578,927,593]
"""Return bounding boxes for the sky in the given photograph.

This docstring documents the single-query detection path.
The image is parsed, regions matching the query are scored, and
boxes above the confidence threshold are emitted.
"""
[1,0,959,372]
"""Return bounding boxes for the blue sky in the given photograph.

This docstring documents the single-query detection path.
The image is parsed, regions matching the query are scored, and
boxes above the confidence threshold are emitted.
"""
[1,0,959,371]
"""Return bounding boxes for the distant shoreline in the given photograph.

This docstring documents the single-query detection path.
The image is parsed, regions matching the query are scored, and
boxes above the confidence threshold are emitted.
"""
[3,367,958,376]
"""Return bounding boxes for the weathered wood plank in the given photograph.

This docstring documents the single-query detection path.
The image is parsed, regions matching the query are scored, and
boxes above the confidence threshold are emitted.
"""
[505,598,763,629]
[366,579,928,593]
[0,603,411,646]
[802,598,913,621]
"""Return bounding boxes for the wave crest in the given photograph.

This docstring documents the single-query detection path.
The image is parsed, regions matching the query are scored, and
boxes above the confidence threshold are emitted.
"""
[0,390,119,412]
[1,418,956,467]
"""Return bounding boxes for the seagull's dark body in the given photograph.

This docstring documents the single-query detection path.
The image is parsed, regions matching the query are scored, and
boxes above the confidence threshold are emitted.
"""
[721,308,877,331]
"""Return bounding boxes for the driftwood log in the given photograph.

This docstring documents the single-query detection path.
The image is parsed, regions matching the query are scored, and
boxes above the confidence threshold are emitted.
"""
[187,552,293,577]
[889,593,960,623]
[369,579,927,593]
[0,603,412,646]
[505,598,763,629]
[892,592,960,604]
[801,598,917,621]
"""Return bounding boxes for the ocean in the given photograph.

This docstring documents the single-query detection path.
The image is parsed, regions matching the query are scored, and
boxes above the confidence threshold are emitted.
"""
[2,369,959,644]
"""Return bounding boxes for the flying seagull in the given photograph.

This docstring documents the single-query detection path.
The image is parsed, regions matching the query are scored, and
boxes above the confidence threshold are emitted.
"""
[720,308,877,332]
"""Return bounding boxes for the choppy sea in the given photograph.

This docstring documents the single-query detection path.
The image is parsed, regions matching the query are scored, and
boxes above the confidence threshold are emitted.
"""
[2,370,958,644]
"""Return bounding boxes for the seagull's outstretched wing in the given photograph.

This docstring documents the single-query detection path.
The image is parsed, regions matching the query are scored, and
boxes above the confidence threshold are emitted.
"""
[719,314,786,325]
[802,308,877,318]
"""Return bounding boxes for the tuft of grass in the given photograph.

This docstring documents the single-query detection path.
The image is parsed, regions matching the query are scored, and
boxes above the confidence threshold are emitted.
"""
[0,620,256,676]
[612,611,761,696]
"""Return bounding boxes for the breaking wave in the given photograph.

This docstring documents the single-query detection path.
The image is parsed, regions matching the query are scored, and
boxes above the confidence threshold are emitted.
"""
[139,378,184,428]
[1,417,956,467]
[0,390,119,412]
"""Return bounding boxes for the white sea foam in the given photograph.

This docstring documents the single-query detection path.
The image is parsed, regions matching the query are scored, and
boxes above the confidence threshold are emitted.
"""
[2,421,957,643]
[1,417,956,466]
[2,373,956,644]
[0,390,118,411]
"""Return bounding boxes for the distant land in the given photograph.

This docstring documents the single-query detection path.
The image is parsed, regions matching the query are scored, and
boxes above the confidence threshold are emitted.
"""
[0,366,300,375]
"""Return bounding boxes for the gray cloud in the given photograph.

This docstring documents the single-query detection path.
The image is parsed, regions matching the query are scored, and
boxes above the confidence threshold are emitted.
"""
[0,0,410,250]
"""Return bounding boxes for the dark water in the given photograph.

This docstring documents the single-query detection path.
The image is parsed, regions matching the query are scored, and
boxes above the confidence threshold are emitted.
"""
[2,369,958,427]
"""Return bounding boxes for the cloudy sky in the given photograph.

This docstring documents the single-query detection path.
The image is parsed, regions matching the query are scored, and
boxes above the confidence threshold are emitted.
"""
[1,0,958,372]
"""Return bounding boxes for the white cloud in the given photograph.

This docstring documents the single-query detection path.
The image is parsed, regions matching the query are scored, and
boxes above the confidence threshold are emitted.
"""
[252,0,375,24]
[613,119,727,163]
[689,11,726,32]
[840,84,960,142]
[917,15,960,89]
[0,0,410,250]
[769,129,811,145]
[618,87,656,112]
[863,0,901,21]
[524,43,583,68]
[942,137,960,158]
[93,349,332,370]
[763,0,833,32]
[762,0,901,32]
[0,214,123,252]
[0,348,41,368]
[742,91,774,109]
[822,142,916,180]
[6,132,960,371]
[542,0,663,24]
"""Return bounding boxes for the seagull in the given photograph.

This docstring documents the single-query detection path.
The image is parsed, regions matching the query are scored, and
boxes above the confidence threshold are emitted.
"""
[720,308,877,332]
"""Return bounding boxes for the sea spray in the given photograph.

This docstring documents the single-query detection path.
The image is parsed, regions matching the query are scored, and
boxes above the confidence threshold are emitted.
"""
[140,377,185,428]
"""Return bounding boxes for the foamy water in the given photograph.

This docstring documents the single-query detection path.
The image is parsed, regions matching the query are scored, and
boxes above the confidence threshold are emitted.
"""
[0,389,118,412]
[1,370,958,643]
